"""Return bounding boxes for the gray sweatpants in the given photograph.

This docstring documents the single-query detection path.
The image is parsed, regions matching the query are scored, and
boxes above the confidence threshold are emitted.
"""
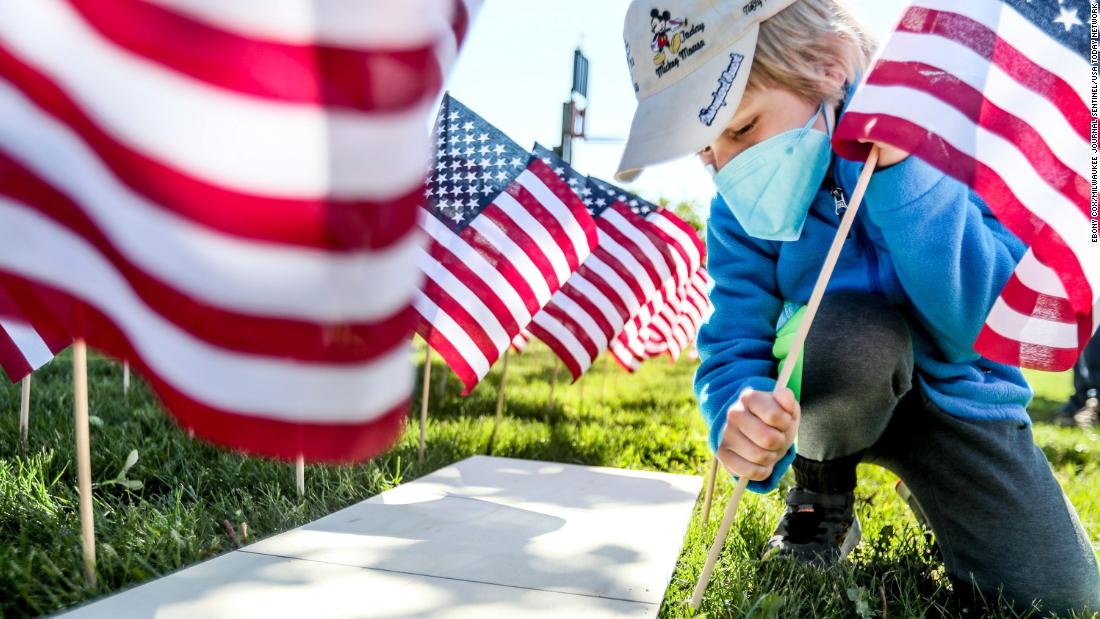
[794,291,1099,615]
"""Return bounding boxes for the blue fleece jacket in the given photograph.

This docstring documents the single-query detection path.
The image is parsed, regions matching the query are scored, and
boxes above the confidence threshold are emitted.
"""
[694,96,1034,494]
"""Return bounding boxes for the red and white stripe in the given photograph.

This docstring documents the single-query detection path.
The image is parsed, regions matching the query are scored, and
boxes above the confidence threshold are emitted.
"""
[613,285,679,370]
[612,268,712,370]
[531,204,704,379]
[0,283,69,382]
[510,328,533,354]
[0,0,470,461]
[833,0,1097,371]
[974,250,1099,371]
[639,273,705,362]
[527,201,680,380]
[0,318,67,382]
[624,209,704,365]
[608,209,706,372]
[414,158,599,394]
[610,296,659,371]
[643,296,686,360]
[649,269,713,361]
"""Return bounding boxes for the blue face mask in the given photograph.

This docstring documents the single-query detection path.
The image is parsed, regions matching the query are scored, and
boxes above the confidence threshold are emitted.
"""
[712,105,833,241]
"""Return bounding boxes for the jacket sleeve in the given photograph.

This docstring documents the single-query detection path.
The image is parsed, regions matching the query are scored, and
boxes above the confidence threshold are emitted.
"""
[854,156,1026,361]
[694,195,796,493]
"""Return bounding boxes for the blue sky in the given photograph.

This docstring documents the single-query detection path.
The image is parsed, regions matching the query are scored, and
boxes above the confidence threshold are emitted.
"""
[447,0,908,207]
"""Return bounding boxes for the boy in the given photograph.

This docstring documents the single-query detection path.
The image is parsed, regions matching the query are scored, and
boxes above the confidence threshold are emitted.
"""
[616,0,1099,613]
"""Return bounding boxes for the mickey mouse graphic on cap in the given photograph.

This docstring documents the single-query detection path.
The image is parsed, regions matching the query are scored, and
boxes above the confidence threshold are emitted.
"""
[650,9,685,65]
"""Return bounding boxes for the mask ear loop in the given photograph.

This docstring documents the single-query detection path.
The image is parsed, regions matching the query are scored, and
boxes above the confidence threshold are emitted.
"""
[797,104,828,143]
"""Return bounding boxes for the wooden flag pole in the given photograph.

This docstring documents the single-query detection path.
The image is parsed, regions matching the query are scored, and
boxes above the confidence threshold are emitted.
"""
[19,375,31,452]
[493,348,510,433]
[295,455,305,497]
[701,457,718,521]
[689,146,880,610]
[419,346,432,463]
[73,340,97,587]
[122,361,130,396]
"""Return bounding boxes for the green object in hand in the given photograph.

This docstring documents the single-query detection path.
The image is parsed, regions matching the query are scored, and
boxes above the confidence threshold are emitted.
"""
[772,304,806,401]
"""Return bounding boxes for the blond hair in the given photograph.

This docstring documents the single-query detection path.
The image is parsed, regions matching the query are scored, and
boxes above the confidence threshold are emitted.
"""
[749,0,876,105]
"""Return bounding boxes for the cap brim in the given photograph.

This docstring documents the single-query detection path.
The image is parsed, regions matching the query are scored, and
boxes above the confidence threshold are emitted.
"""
[615,24,758,182]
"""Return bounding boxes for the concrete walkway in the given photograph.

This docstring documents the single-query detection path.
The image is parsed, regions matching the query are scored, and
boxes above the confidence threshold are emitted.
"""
[60,456,702,618]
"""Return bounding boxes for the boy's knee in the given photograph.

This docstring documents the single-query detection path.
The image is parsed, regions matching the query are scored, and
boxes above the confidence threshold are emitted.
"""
[795,292,915,461]
[801,292,913,408]
[805,292,912,382]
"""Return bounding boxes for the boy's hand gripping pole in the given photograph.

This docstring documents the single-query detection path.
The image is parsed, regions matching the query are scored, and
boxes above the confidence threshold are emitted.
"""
[689,146,880,611]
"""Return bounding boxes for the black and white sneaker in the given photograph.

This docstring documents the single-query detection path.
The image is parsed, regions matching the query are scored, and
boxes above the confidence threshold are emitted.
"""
[1055,410,1079,427]
[1059,395,1099,428]
[1073,396,1098,429]
[762,487,861,565]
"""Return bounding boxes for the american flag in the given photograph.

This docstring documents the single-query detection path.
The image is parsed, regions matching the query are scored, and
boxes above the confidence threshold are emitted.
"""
[612,284,682,370]
[643,294,689,360]
[682,269,715,341]
[595,181,708,307]
[610,296,660,372]
[584,180,706,372]
[0,283,68,382]
[524,149,685,380]
[0,316,67,383]
[415,97,599,393]
[0,0,471,461]
[649,268,713,360]
[611,268,713,370]
[583,177,707,292]
[833,0,1098,371]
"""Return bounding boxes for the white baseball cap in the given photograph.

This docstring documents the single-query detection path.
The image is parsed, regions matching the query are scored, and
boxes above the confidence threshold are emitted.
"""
[615,0,798,182]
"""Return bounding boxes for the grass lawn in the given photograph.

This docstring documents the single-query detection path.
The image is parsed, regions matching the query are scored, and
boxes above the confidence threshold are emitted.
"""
[1,344,1096,618]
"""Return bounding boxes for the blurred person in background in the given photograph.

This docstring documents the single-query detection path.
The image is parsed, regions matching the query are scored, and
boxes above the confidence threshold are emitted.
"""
[1056,332,1099,429]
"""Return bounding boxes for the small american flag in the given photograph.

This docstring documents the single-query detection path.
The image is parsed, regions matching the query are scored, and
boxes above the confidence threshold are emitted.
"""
[682,269,714,343]
[611,282,682,370]
[415,96,598,393]
[525,149,683,380]
[833,0,1098,371]
[611,268,712,369]
[594,181,705,372]
[647,269,713,361]
[610,296,660,372]
[0,0,470,461]
[0,282,68,382]
[583,178,707,296]
[0,318,66,383]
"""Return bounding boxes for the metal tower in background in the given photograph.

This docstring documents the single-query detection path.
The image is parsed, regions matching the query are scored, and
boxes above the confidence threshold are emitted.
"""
[556,48,589,165]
